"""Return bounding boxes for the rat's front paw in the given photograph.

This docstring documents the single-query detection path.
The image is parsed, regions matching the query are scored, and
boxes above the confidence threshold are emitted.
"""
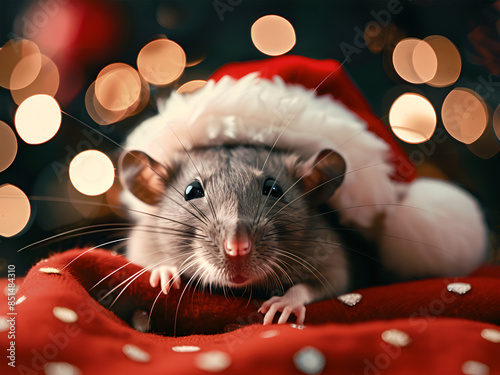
[258,296,306,325]
[149,265,180,294]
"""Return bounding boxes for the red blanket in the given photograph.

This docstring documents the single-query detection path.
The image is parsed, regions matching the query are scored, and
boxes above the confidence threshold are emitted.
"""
[2,249,499,374]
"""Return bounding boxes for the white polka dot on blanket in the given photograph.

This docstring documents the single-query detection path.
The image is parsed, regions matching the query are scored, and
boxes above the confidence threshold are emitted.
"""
[16,295,26,305]
[293,346,326,374]
[194,350,231,372]
[122,344,151,363]
[0,316,8,332]
[462,360,490,375]
[337,293,362,306]
[381,329,412,347]
[44,362,81,375]
[53,307,78,323]
[172,346,201,352]
[446,282,472,295]
[481,328,500,343]
[39,267,61,275]
[259,329,280,339]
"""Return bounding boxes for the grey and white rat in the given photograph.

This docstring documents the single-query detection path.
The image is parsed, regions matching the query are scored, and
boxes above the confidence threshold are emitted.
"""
[117,63,487,325]
[119,145,350,325]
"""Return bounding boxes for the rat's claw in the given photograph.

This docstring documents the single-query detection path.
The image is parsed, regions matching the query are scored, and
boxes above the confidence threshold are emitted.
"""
[260,296,306,325]
[149,265,180,294]
[149,269,160,288]
[258,296,280,315]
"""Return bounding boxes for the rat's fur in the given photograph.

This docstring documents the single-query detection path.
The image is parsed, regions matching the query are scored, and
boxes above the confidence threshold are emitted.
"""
[123,145,350,324]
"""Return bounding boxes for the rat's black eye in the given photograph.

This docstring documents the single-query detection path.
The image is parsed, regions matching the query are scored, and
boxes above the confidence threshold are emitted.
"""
[185,181,205,201]
[262,178,283,199]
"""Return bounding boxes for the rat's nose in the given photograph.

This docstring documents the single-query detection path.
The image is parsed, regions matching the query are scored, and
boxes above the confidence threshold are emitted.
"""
[225,231,252,257]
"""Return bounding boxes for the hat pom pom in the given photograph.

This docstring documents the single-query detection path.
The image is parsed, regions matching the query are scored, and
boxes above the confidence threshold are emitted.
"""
[377,178,488,278]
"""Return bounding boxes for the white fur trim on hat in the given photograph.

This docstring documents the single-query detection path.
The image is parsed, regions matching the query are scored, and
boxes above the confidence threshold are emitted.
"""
[377,178,487,277]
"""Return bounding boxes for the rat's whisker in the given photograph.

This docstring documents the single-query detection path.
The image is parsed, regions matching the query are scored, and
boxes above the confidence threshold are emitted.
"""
[18,195,203,251]
[24,224,204,253]
[99,250,193,304]
[252,162,289,237]
[267,203,439,233]
[61,238,130,271]
[266,216,460,263]
[264,161,390,225]
[258,260,286,296]
[62,110,209,227]
[264,256,295,288]
[173,265,205,336]
[89,259,135,291]
[268,246,334,294]
[147,102,219,225]
[147,256,199,332]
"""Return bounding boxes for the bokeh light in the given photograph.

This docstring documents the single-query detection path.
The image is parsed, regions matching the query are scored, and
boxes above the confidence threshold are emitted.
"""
[86,72,150,126]
[0,121,18,173]
[392,35,461,87]
[86,82,127,125]
[389,93,436,144]
[392,38,437,84]
[11,54,60,105]
[442,88,488,144]
[69,150,115,196]
[251,15,296,56]
[137,39,186,86]
[177,80,207,94]
[412,40,438,83]
[14,94,61,144]
[424,36,461,87]
[493,104,500,141]
[0,39,42,90]
[95,63,141,111]
[124,76,151,118]
[0,184,31,237]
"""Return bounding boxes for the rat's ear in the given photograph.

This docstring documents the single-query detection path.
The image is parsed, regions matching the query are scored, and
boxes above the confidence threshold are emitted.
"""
[300,149,346,205]
[119,150,168,205]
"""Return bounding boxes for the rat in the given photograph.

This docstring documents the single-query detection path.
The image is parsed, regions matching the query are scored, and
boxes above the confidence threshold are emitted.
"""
[117,61,487,326]
[119,144,350,325]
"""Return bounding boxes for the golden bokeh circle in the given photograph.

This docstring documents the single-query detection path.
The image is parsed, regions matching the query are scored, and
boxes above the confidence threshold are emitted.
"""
[0,184,31,237]
[494,104,500,141]
[412,40,438,83]
[177,80,207,94]
[69,150,115,196]
[251,15,296,56]
[0,39,42,90]
[0,122,18,173]
[442,88,488,144]
[11,54,60,105]
[424,35,461,88]
[389,93,436,144]
[393,38,437,84]
[14,94,62,144]
[95,63,141,112]
[137,39,186,86]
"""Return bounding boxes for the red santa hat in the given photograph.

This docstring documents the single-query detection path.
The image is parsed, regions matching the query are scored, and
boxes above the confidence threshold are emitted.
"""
[125,55,487,279]
[209,55,416,183]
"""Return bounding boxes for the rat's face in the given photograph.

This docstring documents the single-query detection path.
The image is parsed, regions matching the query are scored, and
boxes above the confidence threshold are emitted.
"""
[120,145,345,290]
